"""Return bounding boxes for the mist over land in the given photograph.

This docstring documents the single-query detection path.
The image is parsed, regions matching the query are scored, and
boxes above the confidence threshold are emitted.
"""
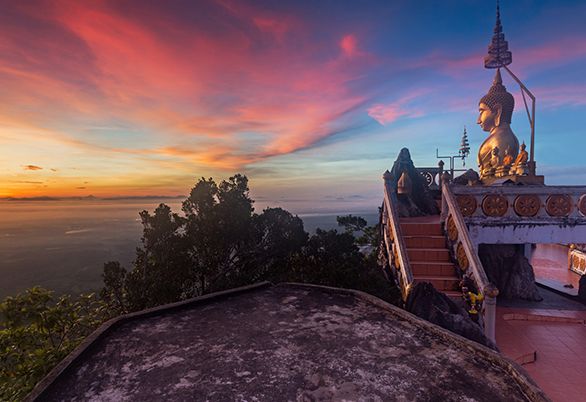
[0,199,378,299]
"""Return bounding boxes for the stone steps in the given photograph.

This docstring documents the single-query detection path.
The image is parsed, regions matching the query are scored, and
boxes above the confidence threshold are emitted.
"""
[400,216,461,297]
[413,276,460,292]
[404,235,446,249]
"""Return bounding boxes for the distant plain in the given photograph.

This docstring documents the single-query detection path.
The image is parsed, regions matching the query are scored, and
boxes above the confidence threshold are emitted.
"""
[0,200,378,299]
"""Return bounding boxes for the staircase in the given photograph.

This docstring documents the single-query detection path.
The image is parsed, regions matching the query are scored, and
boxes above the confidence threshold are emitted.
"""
[400,215,460,297]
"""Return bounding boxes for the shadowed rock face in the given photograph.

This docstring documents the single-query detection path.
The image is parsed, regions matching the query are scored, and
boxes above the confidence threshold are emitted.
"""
[453,169,481,185]
[579,276,586,302]
[40,286,534,401]
[479,244,543,301]
[389,147,440,217]
[405,282,497,350]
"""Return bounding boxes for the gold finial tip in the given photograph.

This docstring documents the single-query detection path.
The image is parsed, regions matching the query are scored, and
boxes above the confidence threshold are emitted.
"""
[493,69,502,85]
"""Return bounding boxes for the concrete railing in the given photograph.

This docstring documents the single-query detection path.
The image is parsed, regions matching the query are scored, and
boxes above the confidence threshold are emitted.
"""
[382,171,414,300]
[442,182,498,342]
[449,185,586,245]
[450,185,586,221]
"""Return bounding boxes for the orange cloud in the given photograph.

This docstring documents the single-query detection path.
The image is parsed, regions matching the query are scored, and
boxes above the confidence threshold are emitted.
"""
[23,165,43,171]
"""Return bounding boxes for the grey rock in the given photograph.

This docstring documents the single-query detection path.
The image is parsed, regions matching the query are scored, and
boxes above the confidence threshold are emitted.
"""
[453,169,481,185]
[388,148,440,217]
[478,244,543,301]
[578,275,586,302]
[405,282,497,350]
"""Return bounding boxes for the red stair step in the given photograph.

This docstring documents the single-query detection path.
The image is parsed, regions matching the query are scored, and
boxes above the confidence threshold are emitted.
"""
[413,276,460,292]
[400,223,443,236]
[404,235,446,249]
[407,248,451,262]
[411,261,458,276]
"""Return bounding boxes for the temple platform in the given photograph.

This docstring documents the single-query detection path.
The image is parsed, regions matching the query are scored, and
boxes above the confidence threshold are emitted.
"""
[531,244,582,297]
[496,288,586,402]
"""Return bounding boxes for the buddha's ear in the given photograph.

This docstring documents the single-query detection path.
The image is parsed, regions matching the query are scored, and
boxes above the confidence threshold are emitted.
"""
[494,104,503,127]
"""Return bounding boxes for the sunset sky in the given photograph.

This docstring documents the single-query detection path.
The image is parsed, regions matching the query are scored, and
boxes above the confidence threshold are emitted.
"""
[1,0,585,210]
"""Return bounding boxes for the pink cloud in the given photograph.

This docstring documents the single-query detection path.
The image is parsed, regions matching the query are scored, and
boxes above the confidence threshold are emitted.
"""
[340,34,358,57]
[367,90,428,125]
[0,0,377,174]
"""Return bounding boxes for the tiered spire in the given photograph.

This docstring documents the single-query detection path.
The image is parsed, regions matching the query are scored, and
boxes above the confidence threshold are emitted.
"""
[484,1,512,69]
[459,127,470,166]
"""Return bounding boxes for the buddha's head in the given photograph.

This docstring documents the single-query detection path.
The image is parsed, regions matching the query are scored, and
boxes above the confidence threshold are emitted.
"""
[477,69,514,132]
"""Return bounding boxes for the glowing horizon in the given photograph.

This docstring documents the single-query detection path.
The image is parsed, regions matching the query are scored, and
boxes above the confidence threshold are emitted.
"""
[2,0,586,202]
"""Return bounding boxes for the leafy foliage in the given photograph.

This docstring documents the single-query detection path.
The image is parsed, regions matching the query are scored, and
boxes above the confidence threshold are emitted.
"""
[0,287,110,400]
[101,175,399,312]
[337,213,380,250]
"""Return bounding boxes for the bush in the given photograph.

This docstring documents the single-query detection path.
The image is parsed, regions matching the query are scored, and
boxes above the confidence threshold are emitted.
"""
[0,287,110,400]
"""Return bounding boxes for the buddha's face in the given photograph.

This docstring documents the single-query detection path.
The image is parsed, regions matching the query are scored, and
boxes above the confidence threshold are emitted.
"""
[477,102,498,132]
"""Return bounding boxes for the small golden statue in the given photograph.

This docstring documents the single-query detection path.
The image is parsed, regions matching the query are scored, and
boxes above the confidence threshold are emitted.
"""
[502,147,513,167]
[477,69,520,179]
[497,148,514,177]
[513,142,529,176]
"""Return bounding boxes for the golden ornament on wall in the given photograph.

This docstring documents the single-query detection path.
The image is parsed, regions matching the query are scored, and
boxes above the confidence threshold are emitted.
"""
[513,194,541,217]
[573,254,580,268]
[580,258,586,271]
[545,194,572,217]
[447,215,458,241]
[456,242,469,270]
[481,194,509,217]
[456,195,477,217]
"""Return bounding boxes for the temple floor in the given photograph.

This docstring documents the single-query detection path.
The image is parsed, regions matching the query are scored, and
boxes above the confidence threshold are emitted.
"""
[496,287,586,402]
[531,243,581,295]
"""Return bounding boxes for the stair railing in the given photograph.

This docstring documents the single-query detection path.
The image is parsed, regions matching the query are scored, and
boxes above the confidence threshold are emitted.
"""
[441,182,499,342]
[382,171,414,300]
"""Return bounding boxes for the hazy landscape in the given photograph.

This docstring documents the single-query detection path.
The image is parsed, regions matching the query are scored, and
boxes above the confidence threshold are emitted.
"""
[0,199,378,299]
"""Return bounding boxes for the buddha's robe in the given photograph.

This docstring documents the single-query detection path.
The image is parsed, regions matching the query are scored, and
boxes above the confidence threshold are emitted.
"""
[478,127,519,175]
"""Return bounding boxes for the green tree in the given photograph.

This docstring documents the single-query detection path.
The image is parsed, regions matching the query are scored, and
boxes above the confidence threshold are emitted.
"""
[182,174,255,294]
[0,287,109,400]
[240,207,308,284]
[290,228,400,305]
[337,213,380,251]
[100,174,399,312]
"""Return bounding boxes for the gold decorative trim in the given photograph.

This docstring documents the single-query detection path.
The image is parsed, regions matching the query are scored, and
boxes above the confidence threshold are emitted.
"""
[447,215,458,241]
[456,242,469,271]
[456,195,477,217]
[545,194,572,217]
[513,194,540,217]
[482,194,509,217]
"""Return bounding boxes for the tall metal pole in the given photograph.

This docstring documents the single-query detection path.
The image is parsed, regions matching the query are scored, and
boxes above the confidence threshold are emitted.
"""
[502,65,536,175]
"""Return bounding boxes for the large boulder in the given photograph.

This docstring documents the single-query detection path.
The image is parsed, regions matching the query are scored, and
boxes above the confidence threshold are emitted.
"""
[389,148,439,217]
[405,282,497,350]
[453,169,481,186]
[478,244,542,301]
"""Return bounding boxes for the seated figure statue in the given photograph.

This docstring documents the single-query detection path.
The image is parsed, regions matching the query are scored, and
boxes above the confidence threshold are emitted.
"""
[497,148,513,177]
[513,142,529,176]
[477,69,520,180]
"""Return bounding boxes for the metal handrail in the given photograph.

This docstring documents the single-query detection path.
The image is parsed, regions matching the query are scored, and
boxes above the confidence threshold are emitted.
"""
[383,176,414,299]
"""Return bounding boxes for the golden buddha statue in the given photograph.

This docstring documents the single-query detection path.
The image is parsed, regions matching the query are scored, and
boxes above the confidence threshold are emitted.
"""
[477,69,519,179]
